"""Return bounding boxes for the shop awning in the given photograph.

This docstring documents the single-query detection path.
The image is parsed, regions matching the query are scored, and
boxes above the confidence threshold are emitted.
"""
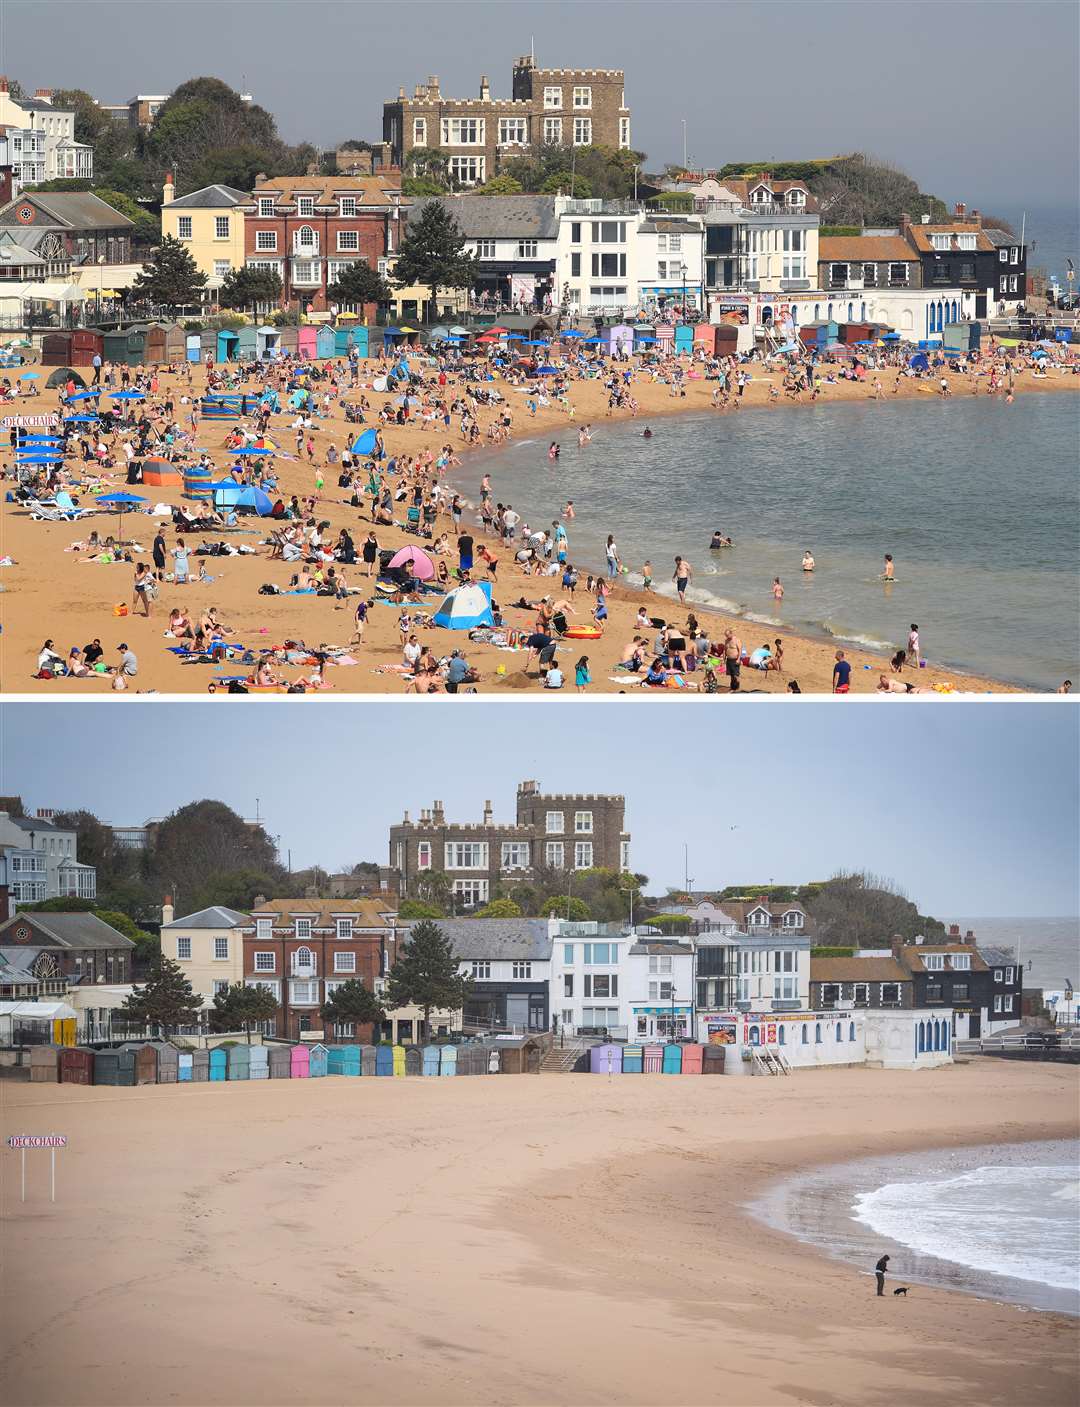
[631,1005,692,1015]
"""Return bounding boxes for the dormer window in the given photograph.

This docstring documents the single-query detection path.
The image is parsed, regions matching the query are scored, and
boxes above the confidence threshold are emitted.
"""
[930,234,951,252]
[951,952,971,970]
[339,196,357,217]
[258,196,275,217]
[297,195,315,217]
[924,953,945,970]
[295,917,313,940]
[782,910,803,928]
[956,233,976,251]
[751,186,771,205]
[786,188,806,207]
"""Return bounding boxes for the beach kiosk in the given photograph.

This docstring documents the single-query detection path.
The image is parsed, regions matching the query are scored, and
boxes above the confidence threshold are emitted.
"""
[317,325,338,359]
[186,332,202,363]
[297,324,318,359]
[256,326,282,360]
[41,331,74,365]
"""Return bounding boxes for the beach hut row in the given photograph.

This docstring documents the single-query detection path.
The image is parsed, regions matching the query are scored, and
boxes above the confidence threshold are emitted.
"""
[589,1043,723,1074]
[201,324,370,364]
[31,1041,503,1086]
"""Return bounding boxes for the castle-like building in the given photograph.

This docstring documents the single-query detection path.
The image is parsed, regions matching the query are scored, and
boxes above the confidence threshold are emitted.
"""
[382,55,631,187]
[386,780,630,909]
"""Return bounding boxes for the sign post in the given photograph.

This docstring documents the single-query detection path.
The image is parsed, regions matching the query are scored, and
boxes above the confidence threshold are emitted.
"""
[7,1134,66,1202]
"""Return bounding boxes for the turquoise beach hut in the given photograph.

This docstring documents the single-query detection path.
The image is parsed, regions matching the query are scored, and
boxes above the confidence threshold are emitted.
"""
[308,1043,329,1077]
[209,1047,227,1081]
[317,325,338,359]
[422,1045,441,1076]
[439,1045,458,1076]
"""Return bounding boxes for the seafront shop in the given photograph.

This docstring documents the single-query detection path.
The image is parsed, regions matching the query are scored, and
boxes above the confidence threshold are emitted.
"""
[711,289,980,346]
[697,1008,953,1073]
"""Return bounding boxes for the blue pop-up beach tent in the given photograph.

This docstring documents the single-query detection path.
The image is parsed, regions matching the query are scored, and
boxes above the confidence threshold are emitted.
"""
[432,580,494,630]
[350,428,378,456]
[233,484,274,516]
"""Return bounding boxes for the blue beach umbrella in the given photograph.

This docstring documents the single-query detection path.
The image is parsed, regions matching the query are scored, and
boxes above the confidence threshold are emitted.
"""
[583,336,603,344]
[63,415,99,423]
[232,446,273,456]
[95,490,146,534]
[15,453,62,464]
[19,371,39,379]
[108,390,146,401]
[561,330,584,338]
[535,366,559,375]
[66,390,101,401]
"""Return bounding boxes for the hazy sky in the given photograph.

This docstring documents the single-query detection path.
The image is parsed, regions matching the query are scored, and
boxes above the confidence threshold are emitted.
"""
[1,703,1076,917]
[3,0,1077,208]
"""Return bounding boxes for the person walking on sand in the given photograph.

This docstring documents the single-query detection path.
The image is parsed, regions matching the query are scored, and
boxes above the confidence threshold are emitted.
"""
[575,655,591,693]
[673,555,692,605]
[875,1254,890,1296]
[906,623,921,667]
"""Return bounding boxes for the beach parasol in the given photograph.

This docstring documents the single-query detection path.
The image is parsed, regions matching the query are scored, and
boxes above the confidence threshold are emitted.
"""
[95,491,146,535]
[449,326,471,336]
[232,446,273,455]
[108,390,146,401]
[65,389,101,401]
[388,545,434,580]
[19,371,39,378]
[15,453,62,464]
[534,366,559,375]
[560,330,584,338]
[63,415,99,423]
[583,336,603,344]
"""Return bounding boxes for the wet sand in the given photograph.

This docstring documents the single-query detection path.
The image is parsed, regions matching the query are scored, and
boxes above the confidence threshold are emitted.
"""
[2,1058,1077,1406]
[2,356,1075,696]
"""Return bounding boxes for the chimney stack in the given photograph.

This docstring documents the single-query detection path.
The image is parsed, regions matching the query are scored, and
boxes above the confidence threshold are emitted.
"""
[0,77,9,95]
[433,800,445,825]
[35,88,52,101]
[253,893,267,909]
[890,935,904,960]
[954,201,965,217]
[948,924,960,938]
[161,895,175,926]
[483,800,493,824]
[479,74,491,101]
[162,171,175,205]
[899,212,911,232]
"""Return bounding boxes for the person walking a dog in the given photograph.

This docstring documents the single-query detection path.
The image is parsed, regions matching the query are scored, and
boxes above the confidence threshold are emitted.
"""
[875,1253,890,1295]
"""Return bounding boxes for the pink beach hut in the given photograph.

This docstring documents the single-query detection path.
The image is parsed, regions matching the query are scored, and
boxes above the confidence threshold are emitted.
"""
[290,1044,310,1078]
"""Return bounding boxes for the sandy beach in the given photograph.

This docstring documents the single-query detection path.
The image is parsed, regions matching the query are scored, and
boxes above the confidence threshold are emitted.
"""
[2,354,1076,696]
[2,1058,1077,1406]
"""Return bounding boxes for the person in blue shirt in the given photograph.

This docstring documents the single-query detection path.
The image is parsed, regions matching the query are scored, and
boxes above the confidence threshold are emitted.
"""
[832,650,852,694]
[445,651,472,694]
[575,656,591,693]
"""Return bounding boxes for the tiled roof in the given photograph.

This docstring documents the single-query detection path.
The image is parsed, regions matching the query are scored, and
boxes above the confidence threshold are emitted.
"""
[981,228,1016,247]
[0,912,135,950]
[0,192,133,230]
[407,194,559,239]
[820,235,917,262]
[430,918,552,962]
[166,185,248,209]
[250,175,400,208]
[629,940,694,956]
[1,812,64,832]
[900,944,989,973]
[248,897,396,928]
[905,224,995,254]
[811,956,909,982]
[165,906,249,929]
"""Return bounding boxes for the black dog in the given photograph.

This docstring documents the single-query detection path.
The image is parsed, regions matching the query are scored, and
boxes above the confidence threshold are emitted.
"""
[893,1287,909,1297]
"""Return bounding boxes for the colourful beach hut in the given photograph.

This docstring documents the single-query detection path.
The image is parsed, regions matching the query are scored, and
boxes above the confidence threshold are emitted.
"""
[693,324,720,356]
[59,1047,95,1085]
[674,324,695,355]
[216,328,240,362]
[151,1042,179,1084]
[681,1043,704,1075]
[662,1044,683,1073]
[328,1044,361,1076]
[642,1043,664,1073]
[392,1044,406,1076]
[186,333,202,363]
[277,325,300,357]
[70,329,103,366]
[317,325,338,359]
[256,325,281,359]
[236,325,258,360]
[249,1046,269,1080]
[702,1044,726,1074]
[422,1045,441,1076]
[41,331,74,365]
[104,326,148,366]
[590,1043,623,1074]
[308,1043,329,1077]
[360,1044,377,1076]
[192,1049,210,1082]
[297,324,318,359]
[351,326,369,358]
[622,1044,643,1073]
[604,323,634,355]
[269,1046,292,1078]
[405,1046,422,1076]
[290,1044,310,1078]
[125,1042,159,1085]
[655,325,675,353]
[92,1047,136,1086]
[375,1044,393,1076]
[439,1045,458,1076]
[178,1051,193,1081]
[209,1047,228,1081]
[227,1044,250,1080]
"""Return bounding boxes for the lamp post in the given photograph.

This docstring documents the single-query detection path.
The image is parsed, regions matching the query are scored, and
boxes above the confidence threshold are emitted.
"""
[97,253,106,326]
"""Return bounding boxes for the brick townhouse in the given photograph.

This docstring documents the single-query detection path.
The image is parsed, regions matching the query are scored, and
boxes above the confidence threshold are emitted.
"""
[239,173,406,315]
[241,897,399,1041]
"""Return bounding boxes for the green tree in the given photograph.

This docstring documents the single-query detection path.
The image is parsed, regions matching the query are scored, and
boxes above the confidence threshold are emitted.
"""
[384,920,471,1040]
[51,88,116,146]
[326,260,390,310]
[118,951,202,1035]
[472,900,523,922]
[539,170,593,198]
[805,871,946,947]
[209,982,279,1041]
[404,146,449,187]
[478,174,524,195]
[540,895,591,921]
[218,264,283,312]
[131,234,207,307]
[321,978,385,1034]
[150,800,284,915]
[648,913,694,934]
[402,176,448,198]
[398,898,445,920]
[414,869,453,909]
[393,201,476,318]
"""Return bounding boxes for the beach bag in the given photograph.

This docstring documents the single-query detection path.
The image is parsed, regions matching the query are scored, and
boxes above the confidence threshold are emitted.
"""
[258,583,280,595]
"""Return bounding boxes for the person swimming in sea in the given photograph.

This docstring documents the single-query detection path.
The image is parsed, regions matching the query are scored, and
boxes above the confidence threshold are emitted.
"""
[709,530,733,549]
[882,553,895,581]
[802,550,815,572]
[641,426,653,438]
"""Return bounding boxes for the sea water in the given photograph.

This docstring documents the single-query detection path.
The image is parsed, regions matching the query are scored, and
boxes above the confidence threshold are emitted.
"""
[753,1139,1080,1315]
[951,916,1080,990]
[454,393,1079,688]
